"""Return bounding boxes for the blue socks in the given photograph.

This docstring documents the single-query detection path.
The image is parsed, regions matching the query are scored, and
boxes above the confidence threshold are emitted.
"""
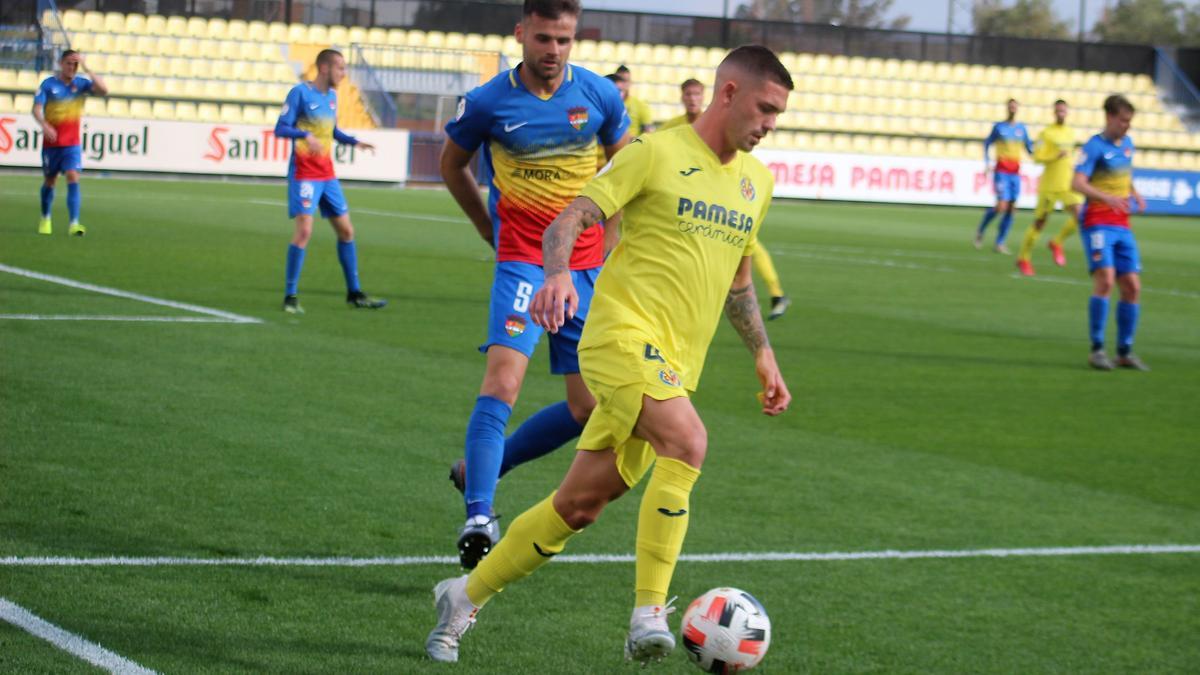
[464,395,513,519]
[500,401,583,477]
[1116,301,1139,356]
[977,207,997,235]
[285,244,306,296]
[996,211,1014,245]
[40,185,54,217]
[336,239,361,293]
[66,183,80,222]
[1089,296,1109,351]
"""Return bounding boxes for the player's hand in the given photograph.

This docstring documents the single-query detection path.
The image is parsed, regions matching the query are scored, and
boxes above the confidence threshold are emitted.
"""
[530,272,578,334]
[1133,193,1146,213]
[357,141,375,152]
[1101,193,1130,214]
[754,348,791,416]
[42,125,57,143]
[305,133,325,155]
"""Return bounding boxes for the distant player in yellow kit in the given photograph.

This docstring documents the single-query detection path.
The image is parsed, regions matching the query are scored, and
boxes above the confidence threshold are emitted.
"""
[1017,99,1083,276]
[425,45,793,665]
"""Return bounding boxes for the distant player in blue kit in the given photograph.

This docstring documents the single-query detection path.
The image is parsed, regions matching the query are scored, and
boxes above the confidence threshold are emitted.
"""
[274,49,385,314]
[975,99,1033,254]
[33,49,107,236]
[439,0,629,568]
[1072,94,1148,371]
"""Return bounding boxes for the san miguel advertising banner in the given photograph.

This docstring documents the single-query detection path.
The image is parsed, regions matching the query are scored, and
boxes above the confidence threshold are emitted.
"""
[0,114,409,182]
[756,149,1200,216]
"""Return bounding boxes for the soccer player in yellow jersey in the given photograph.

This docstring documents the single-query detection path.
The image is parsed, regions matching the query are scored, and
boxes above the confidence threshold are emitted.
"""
[661,78,792,319]
[1016,99,1083,276]
[614,65,655,135]
[425,45,794,665]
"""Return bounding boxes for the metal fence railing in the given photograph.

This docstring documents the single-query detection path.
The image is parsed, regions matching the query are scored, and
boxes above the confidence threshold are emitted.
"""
[348,43,398,128]
[1155,47,1200,128]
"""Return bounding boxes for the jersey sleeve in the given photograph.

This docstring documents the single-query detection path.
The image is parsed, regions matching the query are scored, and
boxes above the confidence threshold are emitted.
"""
[33,79,48,105]
[1022,124,1034,154]
[744,171,774,256]
[596,81,631,147]
[275,86,304,137]
[76,77,93,95]
[444,87,492,153]
[580,137,653,219]
[983,124,998,160]
[1074,139,1101,178]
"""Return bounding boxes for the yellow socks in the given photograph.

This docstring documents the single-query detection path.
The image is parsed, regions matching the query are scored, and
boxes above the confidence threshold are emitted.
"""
[635,457,701,606]
[1052,218,1077,246]
[466,492,579,607]
[752,247,784,298]
[1018,224,1039,262]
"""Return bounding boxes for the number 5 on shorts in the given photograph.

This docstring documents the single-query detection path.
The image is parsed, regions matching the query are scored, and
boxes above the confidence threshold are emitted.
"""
[513,281,533,313]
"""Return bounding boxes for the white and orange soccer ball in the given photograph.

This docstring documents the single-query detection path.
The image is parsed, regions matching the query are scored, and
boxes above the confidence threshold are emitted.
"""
[680,587,771,673]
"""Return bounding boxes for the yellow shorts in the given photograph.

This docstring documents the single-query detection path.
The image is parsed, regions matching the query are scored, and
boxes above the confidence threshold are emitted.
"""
[576,337,689,487]
[1034,190,1084,219]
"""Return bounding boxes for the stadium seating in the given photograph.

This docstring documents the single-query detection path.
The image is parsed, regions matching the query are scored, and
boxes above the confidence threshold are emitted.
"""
[10,9,1198,168]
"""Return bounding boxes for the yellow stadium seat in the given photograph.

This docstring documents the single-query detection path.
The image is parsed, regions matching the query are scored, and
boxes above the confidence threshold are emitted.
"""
[0,93,14,113]
[443,32,465,50]
[187,59,211,80]
[423,30,445,49]
[147,57,170,77]
[267,22,289,42]
[138,14,163,36]
[62,10,83,31]
[246,21,268,42]
[69,33,93,52]
[464,33,485,50]
[202,17,225,40]
[150,100,174,120]
[83,11,105,33]
[181,79,204,99]
[186,17,208,39]
[216,40,238,60]
[102,12,125,33]
[224,81,248,100]
[328,26,349,45]
[0,69,16,88]
[200,80,223,99]
[348,26,369,45]
[132,35,156,56]
[273,63,296,82]
[174,101,197,121]
[252,62,274,82]
[386,28,407,46]
[915,61,935,81]
[224,19,247,41]
[125,55,147,74]
[242,105,266,124]
[14,93,34,113]
[367,27,387,44]
[128,98,152,118]
[104,98,128,117]
[287,24,309,43]
[196,102,219,121]
[219,103,243,123]
[91,33,113,53]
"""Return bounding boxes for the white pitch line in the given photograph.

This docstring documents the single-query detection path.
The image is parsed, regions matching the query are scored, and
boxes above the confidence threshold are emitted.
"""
[3,544,1198,567]
[0,598,157,675]
[0,314,248,323]
[0,264,262,324]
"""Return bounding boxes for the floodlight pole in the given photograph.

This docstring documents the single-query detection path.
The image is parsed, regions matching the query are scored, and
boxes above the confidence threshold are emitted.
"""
[1078,0,1087,40]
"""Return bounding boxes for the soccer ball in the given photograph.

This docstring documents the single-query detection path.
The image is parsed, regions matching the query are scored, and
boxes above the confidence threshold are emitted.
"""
[680,587,771,673]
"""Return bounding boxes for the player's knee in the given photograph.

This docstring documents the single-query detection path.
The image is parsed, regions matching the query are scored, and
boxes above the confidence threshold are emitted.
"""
[334,220,354,241]
[658,427,707,469]
[481,374,522,406]
[43,176,57,188]
[566,398,594,425]
[1119,276,1140,302]
[292,228,313,247]
[65,171,79,183]
[554,490,608,529]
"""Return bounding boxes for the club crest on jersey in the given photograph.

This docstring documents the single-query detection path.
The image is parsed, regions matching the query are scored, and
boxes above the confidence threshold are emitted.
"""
[567,106,589,131]
[741,177,756,202]
[658,368,681,388]
[505,314,526,338]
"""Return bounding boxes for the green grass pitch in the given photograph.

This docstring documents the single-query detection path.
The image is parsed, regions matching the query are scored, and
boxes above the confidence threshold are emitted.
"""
[1,175,1198,673]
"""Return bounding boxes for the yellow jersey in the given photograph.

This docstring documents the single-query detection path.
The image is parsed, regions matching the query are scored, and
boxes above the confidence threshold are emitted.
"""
[625,95,654,136]
[1033,123,1078,194]
[657,114,690,131]
[579,125,773,391]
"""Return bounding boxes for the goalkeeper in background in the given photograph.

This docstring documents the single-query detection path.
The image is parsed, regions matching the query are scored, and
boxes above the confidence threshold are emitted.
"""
[1016,99,1082,276]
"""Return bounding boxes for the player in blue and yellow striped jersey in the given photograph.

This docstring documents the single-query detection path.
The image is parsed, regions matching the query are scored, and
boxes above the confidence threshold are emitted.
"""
[426,45,793,666]
[439,0,630,570]
[32,50,107,236]
[1072,94,1148,371]
[975,99,1033,253]
[273,49,383,314]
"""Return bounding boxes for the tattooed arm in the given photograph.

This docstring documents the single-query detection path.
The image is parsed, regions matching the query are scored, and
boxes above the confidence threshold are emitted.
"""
[531,196,607,332]
[726,256,792,415]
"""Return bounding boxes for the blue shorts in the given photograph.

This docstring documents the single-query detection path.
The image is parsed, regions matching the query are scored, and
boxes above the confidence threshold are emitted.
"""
[41,146,82,177]
[288,178,349,218]
[1081,225,1141,276]
[482,261,600,375]
[993,172,1020,202]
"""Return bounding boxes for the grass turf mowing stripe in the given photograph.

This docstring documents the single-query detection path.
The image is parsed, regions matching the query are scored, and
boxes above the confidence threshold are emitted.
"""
[0,264,263,324]
[0,598,157,674]
[0,314,256,323]
[4,544,1198,567]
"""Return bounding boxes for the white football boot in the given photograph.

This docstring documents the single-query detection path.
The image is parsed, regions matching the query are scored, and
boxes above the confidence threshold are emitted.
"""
[425,575,479,663]
[624,597,677,665]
